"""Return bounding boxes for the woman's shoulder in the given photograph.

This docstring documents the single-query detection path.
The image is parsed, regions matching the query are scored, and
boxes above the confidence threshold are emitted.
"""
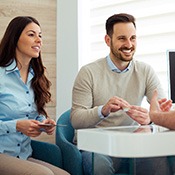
[0,67,6,78]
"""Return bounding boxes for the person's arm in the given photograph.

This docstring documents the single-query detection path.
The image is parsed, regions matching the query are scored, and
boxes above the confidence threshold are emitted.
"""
[16,119,41,137]
[150,111,175,130]
[71,66,131,129]
[0,118,41,137]
[71,67,102,129]
[123,63,168,125]
[149,90,174,130]
[144,64,166,102]
[0,120,17,135]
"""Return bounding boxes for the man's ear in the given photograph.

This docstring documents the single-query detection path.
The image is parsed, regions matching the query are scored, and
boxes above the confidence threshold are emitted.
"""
[104,34,111,47]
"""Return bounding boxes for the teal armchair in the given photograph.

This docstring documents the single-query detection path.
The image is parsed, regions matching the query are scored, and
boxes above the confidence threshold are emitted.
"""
[56,109,84,175]
[55,109,129,175]
[31,140,63,168]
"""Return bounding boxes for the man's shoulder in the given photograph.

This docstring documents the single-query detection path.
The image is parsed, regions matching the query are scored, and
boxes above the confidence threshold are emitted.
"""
[81,57,107,70]
[85,57,106,65]
[132,60,156,78]
[133,60,153,70]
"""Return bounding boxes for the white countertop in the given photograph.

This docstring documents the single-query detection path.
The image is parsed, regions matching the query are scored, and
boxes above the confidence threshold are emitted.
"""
[77,125,175,158]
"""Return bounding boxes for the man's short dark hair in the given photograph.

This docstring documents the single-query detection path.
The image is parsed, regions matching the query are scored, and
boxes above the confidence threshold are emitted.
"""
[106,13,136,37]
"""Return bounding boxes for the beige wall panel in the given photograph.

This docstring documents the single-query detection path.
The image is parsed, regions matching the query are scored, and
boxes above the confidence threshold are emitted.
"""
[46,63,56,78]
[0,0,57,143]
[43,53,56,64]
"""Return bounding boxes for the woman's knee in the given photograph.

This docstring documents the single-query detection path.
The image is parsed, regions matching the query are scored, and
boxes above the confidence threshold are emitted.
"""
[30,165,54,175]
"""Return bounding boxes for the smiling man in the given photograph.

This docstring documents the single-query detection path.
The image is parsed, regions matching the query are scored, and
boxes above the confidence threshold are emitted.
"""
[71,13,172,175]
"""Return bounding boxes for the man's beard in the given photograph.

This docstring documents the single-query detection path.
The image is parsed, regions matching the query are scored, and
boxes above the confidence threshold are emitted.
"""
[111,42,134,62]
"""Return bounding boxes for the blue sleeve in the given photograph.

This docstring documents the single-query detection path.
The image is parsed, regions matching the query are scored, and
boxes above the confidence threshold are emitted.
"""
[0,120,17,135]
[98,105,105,119]
[35,115,46,122]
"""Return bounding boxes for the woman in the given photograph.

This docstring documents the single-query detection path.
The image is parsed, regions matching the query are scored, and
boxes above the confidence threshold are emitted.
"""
[0,16,69,175]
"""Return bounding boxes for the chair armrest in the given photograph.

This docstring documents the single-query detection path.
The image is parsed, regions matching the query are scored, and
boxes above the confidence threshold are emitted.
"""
[56,130,83,175]
[56,109,84,175]
[31,140,63,168]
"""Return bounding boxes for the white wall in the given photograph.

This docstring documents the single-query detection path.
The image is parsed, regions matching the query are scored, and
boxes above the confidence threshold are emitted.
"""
[56,0,78,117]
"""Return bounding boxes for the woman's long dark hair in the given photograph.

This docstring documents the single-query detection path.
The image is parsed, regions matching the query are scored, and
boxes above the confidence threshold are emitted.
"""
[0,16,51,118]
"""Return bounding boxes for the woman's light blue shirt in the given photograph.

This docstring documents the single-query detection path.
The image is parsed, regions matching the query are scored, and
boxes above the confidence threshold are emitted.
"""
[0,60,46,160]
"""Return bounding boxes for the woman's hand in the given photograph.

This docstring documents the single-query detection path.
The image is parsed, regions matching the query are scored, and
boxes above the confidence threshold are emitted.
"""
[16,120,41,137]
[38,119,56,135]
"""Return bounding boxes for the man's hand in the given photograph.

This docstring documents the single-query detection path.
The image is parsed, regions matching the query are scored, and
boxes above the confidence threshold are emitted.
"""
[126,106,150,125]
[102,96,131,117]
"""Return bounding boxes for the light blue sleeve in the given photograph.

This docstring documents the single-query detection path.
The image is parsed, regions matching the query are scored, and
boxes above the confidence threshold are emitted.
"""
[0,120,17,135]
[98,105,105,119]
[35,115,46,122]
[98,105,110,119]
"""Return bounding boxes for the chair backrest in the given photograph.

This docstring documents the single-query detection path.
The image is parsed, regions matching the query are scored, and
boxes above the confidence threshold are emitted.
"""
[56,109,84,175]
[56,109,74,143]
[56,109,128,175]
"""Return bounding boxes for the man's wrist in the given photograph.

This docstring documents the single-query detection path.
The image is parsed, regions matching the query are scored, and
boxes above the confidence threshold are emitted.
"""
[98,105,109,118]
